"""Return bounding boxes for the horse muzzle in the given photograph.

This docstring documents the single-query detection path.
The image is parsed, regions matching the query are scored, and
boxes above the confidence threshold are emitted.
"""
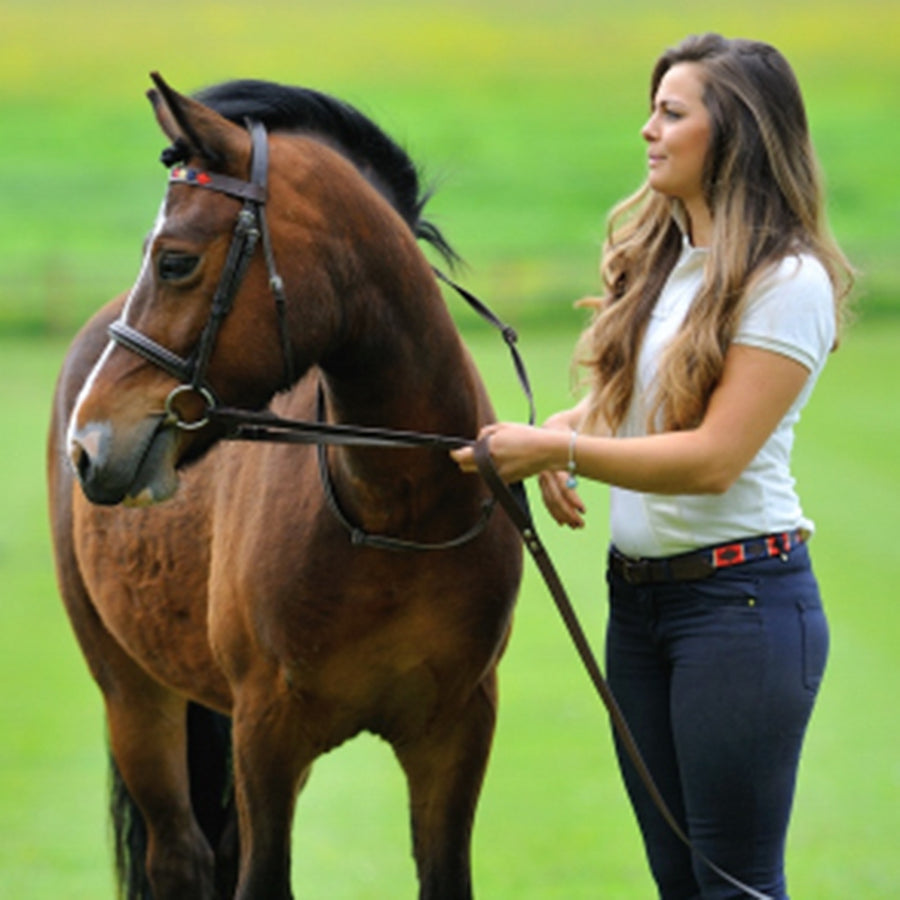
[68,417,180,506]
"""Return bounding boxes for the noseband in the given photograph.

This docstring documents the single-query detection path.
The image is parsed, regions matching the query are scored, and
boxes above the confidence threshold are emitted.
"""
[108,119,293,429]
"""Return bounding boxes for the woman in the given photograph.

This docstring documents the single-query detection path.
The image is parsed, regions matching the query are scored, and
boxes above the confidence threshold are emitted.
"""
[453,33,853,899]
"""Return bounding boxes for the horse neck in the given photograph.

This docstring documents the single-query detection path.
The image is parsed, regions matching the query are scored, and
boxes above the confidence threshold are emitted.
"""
[272,143,488,510]
[322,265,484,443]
[269,139,481,440]
[312,256,491,534]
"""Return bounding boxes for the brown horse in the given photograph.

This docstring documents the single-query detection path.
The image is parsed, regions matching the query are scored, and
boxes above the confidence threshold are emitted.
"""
[47,74,522,899]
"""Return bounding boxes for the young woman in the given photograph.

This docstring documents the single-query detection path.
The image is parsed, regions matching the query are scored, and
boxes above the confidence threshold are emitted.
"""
[453,33,853,899]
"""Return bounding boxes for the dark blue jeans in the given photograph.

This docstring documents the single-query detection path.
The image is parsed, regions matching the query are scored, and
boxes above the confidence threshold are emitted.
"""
[605,543,828,899]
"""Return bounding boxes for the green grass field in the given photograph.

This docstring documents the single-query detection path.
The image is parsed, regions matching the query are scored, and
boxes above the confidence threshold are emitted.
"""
[2,0,899,897]
[3,325,900,897]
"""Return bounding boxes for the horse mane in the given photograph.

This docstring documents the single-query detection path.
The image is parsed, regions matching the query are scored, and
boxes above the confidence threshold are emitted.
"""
[166,78,457,266]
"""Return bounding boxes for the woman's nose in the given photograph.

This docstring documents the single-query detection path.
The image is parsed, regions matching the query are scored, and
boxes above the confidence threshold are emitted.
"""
[641,113,657,142]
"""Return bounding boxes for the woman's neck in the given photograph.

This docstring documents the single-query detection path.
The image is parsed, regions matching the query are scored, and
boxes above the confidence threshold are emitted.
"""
[683,199,713,247]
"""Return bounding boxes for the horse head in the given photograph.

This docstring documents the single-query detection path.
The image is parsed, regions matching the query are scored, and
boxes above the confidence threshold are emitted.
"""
[67,74,454,507]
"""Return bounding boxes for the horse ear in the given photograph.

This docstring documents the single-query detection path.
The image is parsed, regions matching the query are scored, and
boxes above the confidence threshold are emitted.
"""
[147,72,248,171]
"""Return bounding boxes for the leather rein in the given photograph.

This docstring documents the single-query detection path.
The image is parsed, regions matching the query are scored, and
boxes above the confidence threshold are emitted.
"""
[106,119,770,900]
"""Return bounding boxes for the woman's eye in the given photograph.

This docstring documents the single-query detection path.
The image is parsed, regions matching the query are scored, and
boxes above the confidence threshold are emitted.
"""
[158,252,200,282]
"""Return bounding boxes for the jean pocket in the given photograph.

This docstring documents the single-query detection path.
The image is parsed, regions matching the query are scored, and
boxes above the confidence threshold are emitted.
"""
[684,574,761,610]
[798,603,829,693]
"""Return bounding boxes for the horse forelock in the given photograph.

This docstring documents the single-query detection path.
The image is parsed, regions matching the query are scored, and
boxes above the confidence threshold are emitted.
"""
[183,79,457,266]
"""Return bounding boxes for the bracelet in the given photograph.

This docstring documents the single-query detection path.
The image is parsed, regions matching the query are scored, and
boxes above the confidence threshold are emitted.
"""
[566,429,578,489]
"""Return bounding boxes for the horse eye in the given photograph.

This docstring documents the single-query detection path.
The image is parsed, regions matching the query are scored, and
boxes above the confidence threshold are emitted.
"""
[158,252,201,283]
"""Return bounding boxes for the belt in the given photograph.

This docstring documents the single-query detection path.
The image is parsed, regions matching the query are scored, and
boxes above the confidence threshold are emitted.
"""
[608,529,809,586]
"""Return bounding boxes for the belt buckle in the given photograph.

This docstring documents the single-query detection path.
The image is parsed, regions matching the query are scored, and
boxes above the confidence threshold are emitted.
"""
[672,554,715,581]
[619,554,650,586]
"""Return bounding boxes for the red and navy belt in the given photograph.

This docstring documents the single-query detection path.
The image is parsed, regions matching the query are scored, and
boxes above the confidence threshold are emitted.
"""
[608,528,809,586]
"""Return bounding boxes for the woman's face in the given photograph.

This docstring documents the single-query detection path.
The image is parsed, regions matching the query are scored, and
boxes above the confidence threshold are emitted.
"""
[642,62,711,212]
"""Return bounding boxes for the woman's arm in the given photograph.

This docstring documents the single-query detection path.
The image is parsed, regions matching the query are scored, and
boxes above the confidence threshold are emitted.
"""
[453,344,810,500]
[536,397,595,528]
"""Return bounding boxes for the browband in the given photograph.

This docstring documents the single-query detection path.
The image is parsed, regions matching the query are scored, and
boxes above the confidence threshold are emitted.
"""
[169,164,266,203]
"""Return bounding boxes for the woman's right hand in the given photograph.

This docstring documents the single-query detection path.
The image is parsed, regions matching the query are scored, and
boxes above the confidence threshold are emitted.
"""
[538,469,586,529]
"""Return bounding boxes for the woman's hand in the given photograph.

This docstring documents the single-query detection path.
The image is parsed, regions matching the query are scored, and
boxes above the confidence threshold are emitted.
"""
[450,422,587,529]
[451,422,548,481]
[538,469,587,529]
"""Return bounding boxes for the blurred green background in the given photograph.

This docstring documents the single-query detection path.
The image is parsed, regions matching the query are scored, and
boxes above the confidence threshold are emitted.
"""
[1,0,898,897]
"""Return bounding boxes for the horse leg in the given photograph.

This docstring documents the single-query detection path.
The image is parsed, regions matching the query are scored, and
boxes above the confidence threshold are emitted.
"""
[394,670,499,900]
[230,677,312,900]
[106,681,218,899]
[49,530,220,899]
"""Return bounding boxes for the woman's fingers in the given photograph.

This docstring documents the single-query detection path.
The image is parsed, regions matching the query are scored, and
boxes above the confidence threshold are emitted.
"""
[538,471,586,529]
[450,444,476,472]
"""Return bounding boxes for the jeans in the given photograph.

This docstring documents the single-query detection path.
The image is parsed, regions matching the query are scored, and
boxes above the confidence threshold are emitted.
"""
[605,543,828,899]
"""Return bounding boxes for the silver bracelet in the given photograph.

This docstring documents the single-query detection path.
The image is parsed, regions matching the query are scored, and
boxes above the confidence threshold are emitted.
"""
[566,429,578,489]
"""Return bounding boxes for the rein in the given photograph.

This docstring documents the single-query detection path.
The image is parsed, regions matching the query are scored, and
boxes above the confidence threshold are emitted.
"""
[214,384,492,552]
[206,261,533,551]
[107,117,769,899]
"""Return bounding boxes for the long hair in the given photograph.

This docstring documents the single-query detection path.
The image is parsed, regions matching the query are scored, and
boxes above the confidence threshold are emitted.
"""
[577,33,854,433]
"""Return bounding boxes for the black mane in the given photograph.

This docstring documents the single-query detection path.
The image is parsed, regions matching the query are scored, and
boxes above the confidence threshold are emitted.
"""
[182,78,456,265]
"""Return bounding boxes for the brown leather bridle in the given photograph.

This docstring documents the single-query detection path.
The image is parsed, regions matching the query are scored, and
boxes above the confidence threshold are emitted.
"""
[108,118,293,430]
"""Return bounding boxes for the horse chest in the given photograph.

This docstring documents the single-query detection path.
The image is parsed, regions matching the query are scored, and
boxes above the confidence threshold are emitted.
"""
[73,494,230,706]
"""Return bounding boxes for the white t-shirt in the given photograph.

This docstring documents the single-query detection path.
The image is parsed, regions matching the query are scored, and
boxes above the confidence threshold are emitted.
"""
[609,237,836,558]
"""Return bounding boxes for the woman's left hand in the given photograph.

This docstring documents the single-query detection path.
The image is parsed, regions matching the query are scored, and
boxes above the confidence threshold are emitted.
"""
[451,422,586,528]
[450,422,552,483]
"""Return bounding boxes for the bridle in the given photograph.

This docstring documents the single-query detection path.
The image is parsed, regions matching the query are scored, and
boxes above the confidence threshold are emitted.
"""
[108,118,294,431]
[108,118,533,441]
[106,118,535,551]
[104,117,770,900]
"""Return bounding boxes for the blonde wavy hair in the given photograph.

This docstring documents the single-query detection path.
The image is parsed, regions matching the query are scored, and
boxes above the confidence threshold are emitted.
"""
[577,33,854,433]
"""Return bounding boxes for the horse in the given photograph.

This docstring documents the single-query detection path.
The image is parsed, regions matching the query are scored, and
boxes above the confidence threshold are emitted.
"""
[47,73,523,899]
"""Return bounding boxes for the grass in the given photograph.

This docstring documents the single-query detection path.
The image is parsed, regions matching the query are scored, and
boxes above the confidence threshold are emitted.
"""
[2,320,899,897]
[1,0,899,896]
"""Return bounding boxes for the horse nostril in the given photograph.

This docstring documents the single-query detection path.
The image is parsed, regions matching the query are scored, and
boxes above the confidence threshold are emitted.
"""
[72,441,90,481]
[68,424,107,486]
[68,439,91,483]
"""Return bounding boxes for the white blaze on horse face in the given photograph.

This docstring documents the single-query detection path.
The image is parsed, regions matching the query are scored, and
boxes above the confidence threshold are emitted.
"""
[66,202,168,458]
[120,201,169,324]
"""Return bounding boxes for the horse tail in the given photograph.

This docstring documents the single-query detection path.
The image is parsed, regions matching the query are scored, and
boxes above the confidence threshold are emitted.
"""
[110,755,152,900]
[109,703,237,899]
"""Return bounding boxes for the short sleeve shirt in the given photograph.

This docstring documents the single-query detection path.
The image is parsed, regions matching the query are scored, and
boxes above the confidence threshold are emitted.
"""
[609,239,836,558]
